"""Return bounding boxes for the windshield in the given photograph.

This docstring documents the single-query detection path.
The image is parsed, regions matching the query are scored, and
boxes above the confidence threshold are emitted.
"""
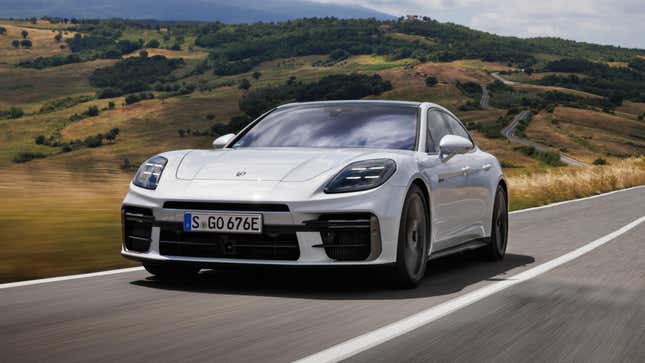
[232,104,418,150]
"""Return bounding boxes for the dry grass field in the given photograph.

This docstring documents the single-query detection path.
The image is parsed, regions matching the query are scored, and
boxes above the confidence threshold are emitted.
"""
[524,108,645,162]
[508,157,645,210]
[0,165,135,283]
[0,24,75,64]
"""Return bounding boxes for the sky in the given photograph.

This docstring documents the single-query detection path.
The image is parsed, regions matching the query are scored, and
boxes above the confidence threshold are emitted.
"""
[313,0,644,49]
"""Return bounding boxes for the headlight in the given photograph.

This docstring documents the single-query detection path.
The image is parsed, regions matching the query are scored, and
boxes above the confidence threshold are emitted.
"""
[324,159,396,194]
[133,155,167,190]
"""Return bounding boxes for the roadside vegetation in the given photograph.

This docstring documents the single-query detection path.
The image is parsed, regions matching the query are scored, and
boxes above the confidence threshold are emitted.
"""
[508,157,645,210]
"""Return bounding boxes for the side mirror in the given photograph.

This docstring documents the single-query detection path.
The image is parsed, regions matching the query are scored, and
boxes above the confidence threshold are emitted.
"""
[212,133,235,149]
[439,135,473,159]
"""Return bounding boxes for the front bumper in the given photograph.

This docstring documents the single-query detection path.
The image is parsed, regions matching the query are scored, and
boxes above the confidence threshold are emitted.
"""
[121,182,406,266]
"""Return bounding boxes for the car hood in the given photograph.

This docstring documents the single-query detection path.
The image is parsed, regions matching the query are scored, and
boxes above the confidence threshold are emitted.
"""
[175,148,392,182]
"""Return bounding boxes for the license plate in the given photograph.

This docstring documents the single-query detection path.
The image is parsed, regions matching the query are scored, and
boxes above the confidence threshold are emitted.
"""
[183,213,262,233]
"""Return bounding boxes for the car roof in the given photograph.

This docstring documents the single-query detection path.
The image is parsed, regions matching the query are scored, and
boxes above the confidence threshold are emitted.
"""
[278,100,422,108]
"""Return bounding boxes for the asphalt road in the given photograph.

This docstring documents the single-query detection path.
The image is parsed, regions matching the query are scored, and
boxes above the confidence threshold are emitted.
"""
[1,187,644,362]
[480,85,490,109]
[490,72,587,166]
[501,110,588,167]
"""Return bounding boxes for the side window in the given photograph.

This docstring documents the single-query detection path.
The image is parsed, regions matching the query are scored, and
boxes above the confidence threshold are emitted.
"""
[426,110,451,153]
[442,113,474,148]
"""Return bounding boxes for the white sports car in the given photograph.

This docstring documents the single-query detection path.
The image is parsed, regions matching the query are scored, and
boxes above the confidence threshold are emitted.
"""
[121,100,508,287]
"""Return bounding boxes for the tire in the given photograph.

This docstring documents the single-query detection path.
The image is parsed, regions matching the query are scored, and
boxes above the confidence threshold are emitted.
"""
[479,185,508,260]
[393,184,430,288]
[143,262,200,280]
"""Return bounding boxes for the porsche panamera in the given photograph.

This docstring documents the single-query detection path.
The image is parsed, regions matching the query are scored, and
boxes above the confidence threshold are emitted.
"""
[121,100,508,288]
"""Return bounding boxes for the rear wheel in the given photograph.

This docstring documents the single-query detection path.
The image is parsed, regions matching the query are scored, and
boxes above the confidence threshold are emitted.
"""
[143,262,200,280]
[393,185,429,288]
[479,185,508,260]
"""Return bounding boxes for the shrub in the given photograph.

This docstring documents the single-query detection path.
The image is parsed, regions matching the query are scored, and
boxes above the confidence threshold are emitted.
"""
[20,39,32,48]
[86,105,100,117]
[2,107,25,119]
[593,158,608,165]
[425,76,438,87]
[146,39,160,48]
[84,135,103,148]
[514,146,564,166]
[238,78,251,90]
[13,152,46,163]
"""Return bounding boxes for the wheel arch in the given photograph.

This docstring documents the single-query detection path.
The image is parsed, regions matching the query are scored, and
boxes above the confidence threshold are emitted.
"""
[408,177,433,256]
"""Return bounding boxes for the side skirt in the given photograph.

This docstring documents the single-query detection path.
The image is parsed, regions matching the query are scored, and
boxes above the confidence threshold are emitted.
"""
[428,238,488,260]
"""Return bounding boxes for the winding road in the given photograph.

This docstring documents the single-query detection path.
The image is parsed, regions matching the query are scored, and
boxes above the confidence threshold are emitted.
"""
[2,186,644,362]
[487,72,588,166]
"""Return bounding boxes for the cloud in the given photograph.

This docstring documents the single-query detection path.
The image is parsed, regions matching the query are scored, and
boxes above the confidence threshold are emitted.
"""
[310,0,645,48]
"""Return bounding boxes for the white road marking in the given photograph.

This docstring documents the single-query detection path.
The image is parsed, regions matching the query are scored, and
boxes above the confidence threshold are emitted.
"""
[0,185,642,289]
[509,185,645,215]
[294,216,645,363]
[0,267,144,289]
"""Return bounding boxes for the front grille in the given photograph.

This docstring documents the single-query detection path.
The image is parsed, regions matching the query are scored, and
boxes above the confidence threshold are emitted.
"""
[122,206,153,252]
[163,201,290,212]
[159,226,299,260]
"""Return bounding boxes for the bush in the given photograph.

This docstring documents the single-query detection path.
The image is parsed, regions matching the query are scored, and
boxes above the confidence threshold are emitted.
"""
[20,39,32,48]
[13,152,46,163]
[238,78,251,90]
[125,92,154,105]
[84,135,103,148]
[593,158,608,165]
[425,76,438,87]
[86,105,100,117]
[2,107,25,119]
[146,39,160,48]
[514,146,564,166]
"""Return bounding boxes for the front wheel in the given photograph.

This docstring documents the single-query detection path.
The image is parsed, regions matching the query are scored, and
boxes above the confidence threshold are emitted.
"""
[479,185,508,260]
[393,185,429,288]
[143,262,201,280]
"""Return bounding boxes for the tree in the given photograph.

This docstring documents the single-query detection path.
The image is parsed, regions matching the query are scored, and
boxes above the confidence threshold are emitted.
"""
[34,135,46,145]
[170,43,181,51]
[139,50,148,58]
[425,76,438,87]
[29,17,37,24]
[177,129,186,137]
[12,40,19,48]
[86,105,100,117]
[108,101,115,109]
[252,71,262,80]
[146,39,160,48]
[21,30,29,39]
[239,78,251,90]
[7,107,24,119]
[84,135,103,148]
[20,39,32,48]
[206,113,215,120]
[0,26,7,35]
[54,33,62,42]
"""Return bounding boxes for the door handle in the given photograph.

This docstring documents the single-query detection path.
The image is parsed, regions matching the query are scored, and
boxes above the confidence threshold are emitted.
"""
[461,166,471,175]
[482,163,492,171]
